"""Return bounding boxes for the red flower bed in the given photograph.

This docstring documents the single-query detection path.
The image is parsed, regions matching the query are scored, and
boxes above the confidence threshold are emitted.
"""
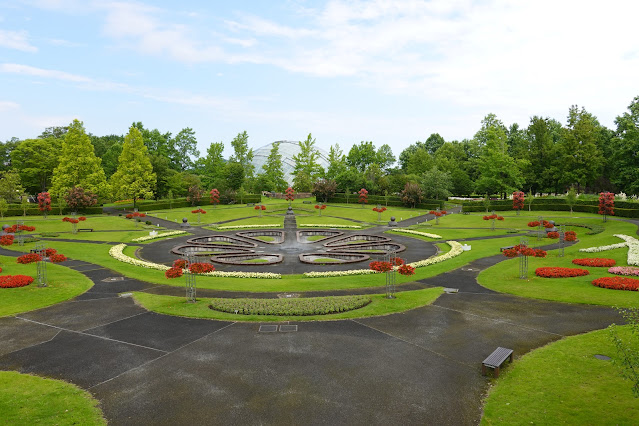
[314,205,327,210]
[173,259,188,269]
[17,253,42,264]
[49,254,68,263]
[572,258,616,267]
[18,225,36,232]
[483,214,504,221]
[369,261,392,272]
[0,275,34,288]
[0,235,14,246]
[189,263,215,274]
[398,263,415,276]
[191,208,206,214]
[78,216,87,221]
[44,248,57,257]
[565,231,577,241]
[125,214,133,219]
[502,245,547,258]
[164,267,183,279]
[592,276,639,291]
[547,231,559,239]
[527,221,540,227]
[535,267,590,278]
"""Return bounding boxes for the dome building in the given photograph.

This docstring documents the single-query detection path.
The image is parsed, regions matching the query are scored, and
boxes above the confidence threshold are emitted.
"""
[251,140,330,185]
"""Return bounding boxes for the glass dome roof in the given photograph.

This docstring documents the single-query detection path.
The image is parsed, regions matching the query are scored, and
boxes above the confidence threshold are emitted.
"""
[252,140,330,185]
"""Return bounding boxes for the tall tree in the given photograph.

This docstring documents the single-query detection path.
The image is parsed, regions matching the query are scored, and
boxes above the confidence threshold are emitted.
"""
[326,144,347,180]
[261,142,287,191]
[424,133,445,153]
[405,148,434,175]
[172,127,200,171]
[50,119,109,199]
[109,126,157,207]
[398,141,427,170]
[0,170,24,202]
[523,116,561,193]
[347,141,378,172]
[420,166,453,199]
[38,126,68,139]
[376,144,395,171]
[0,138,21,172]
[10,137,61,193]
[610,95,639,194]
[200,141,225,186]
[292,134,323,192]
[230,131,254,179]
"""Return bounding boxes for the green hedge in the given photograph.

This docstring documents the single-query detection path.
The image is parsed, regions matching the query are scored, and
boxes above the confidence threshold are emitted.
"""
[461,198,639,218]
[1,206,103,217]
[322,193,445,209]
[114,195,262,212]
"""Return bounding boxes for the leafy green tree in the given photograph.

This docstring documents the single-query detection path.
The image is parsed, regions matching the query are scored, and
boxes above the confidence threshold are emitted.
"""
[523,116,561,193]
[292,134,323,192]
[376,144,395,171]
[347,141,378,172]
[406,148,434,175]
[101,142,123,178]
[401,182,423,208]
[566,186,577,214]
[150,154,175,199]
[398,141,427,170]
[261,142,287,191]
[424,133,445,153]
[326,144,347,180]
[0,198,7,218]
[109,127,157,208]
[610,96,639,194]
[230,131,254,179]
[421,166,453,199]
[10,137,61,193]
[20,196,28,216]
[0,138,21,172]
[224,162,245,191]
[131,122,176,166]
[313,178,337,202]
[200,141,225,187]
[0,170,24,202]
[335,167,363,193]
[51,120,109,199]
[39,126,68,139]
[172,127,200,171]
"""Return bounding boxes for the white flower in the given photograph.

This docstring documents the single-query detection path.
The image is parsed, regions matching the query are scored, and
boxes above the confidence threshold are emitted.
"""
[299,224,362,229]
[579,234,639,266]
[109,244,170,270]
[217,224,281,230]
[201,271,282,279]
[132,230,187,242]
[391,229,442,239]
[579,243,627,253]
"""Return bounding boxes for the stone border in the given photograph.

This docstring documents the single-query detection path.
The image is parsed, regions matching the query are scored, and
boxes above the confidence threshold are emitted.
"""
[187,235,257,248]
[296,230,344,243]
[324,234,392,247]
[236,230,286,245]
[171,244,254,257]
[298,252,370,265]
[327,242,406,254]
[211,253,283,265]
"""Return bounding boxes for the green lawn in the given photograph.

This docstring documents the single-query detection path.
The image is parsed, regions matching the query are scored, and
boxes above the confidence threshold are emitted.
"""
[0,371,106,425]
[0,256,94,317]
[482,326,638,425]
[131,286,444,321]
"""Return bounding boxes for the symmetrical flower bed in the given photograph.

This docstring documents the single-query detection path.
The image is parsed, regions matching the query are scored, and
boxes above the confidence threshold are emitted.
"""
[132,230,187,242]
[209,295,371,316]
[391,229,442,239]
[580,234,639,265]
[572,258,616,267]
[535,267,589,278]
[592,276,639,291]
[0,275,34,288]
[608,266,639,276]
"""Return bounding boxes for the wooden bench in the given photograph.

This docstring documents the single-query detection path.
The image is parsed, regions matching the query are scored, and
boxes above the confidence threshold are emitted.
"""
[246,203,255,207]
[302,200,312,204]
[482,347,513,378]
[499,246,515,252]
[78,228,94,232]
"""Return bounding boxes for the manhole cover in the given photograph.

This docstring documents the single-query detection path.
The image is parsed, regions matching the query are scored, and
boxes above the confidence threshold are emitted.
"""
[594,354,611,361]
[279,325,298,332]
[259,325,278,332]
[461,268,478,272]
[119,293,133,298]
[277,293,300,299]
[443,288,459,294]
[102,277,125,282]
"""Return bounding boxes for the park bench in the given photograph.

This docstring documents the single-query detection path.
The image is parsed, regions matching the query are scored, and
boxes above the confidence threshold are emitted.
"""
[482,347,513,378]
[302,201,312,204]
[78,228,94,232]
[500,246,515,252]
[247,203,255,207]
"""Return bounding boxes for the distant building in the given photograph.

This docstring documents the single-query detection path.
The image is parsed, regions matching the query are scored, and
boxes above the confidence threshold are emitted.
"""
[251,140,330,185]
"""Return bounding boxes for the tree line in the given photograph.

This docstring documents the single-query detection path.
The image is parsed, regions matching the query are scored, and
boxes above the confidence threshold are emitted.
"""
[1,95,638,206]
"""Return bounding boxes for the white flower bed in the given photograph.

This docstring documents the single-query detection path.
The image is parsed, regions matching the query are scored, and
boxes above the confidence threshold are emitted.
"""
[579,234,639,266]
[132,230,187,242]
[217,224,281,230]
[299,224,362,229]
[391,229,442,239]
[109,244,170,271]
[303,241,463,278]
[109,244,281,278]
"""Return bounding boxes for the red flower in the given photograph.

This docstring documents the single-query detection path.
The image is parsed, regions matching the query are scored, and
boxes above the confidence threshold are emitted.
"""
[369,261,392,272]
[502,244,546,258]
[191,208,206,214]
[254,205,260,210]
[261,205,266,211]
[572,258,616,267]
[497,216,504,221]
[565,231,577,242]
[512,191,525,211]
[0,235,14,246]
[547,231,559,239]
[126,214,133,219]
[0,275,34,288]
[535,267,589,278]
[78,217,87,221]
[49,254,68,263]
[17,253,42,264]
[592,276,639,291]
[173,259,188,269]
[189,263,215,274]
[315,205,320,209]
[44,248,57,256]
[527,221,540,227]
[440,210,447,215]
[398,263,415,276]
[164,267,183,279]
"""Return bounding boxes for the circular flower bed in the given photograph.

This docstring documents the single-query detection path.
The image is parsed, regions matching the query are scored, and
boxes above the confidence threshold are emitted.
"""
[608,266,639,276]
[17,253,42,264]
[572,258,616,267]
[0,275,34,288]
[592,276,639,291]
[535,267,590,278]
[49,254,68,263]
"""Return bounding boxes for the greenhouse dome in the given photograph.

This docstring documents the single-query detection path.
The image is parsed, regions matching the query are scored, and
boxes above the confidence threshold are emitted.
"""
[251,140,330,185]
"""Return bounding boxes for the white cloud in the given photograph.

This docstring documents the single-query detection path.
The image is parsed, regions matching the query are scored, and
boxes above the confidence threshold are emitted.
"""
[0,100,20,112]
[0,63,91,82]
[0,29,37,52]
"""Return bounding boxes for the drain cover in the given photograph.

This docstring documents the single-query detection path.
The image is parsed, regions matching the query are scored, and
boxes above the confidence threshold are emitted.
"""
[443,288,459,294]
[279,325,298,332]
[119,293,133,298]
[594,354,611,361]
[259,325,278,332]
[277,293,300,299]
[102,277,125,282]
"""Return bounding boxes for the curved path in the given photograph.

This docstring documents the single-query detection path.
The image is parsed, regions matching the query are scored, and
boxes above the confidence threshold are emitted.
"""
[0,215,625,425]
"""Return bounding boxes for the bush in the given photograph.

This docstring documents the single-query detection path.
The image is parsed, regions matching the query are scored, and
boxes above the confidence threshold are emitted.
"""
[209,295,372,316]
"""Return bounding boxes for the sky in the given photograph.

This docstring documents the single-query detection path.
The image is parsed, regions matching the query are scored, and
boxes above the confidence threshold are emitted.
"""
[1,0,638,160]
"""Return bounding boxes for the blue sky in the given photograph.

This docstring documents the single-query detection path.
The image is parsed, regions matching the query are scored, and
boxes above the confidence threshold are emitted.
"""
[1,0,638,159]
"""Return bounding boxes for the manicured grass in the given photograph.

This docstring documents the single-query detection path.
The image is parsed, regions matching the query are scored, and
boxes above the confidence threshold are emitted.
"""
[131,286,444,321]
[0,256,93,317]
[213,215,284,228]
[481,326,638,425]
[306,235,327,241]
[254,236,275,242]
[295,215,365,227]
[242,258,269,263]
[0,371,106,425]
[313,258,340,263]
[477,219,639,307]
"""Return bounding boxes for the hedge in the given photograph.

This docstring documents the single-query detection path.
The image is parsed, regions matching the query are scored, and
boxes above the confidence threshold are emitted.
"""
[112,195,262,212]
[0,206,103,217]
[461,198,639,218]
[321,193,445,209]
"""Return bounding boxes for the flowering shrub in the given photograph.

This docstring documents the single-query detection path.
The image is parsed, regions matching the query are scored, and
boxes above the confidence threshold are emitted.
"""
[391,229,442,239]
[592,276,639,291]
[62,217,79,224]
[502,245,547,258]
[210,188,220,206]
[598,192,615,217]
[528,221,540,227]
[0,275,34,288]
[608,266,639,276]
[358,188,368,205]
[565,231,577,241]
[572,258,616,267]
[44,248,57,256]
[132,230,187,242]
[165,267,183,279]
[373,207,387,213]
[398,263,415,276]
[78,217,86,221]
[17,253,42,264]
[173,259,188,269]
[315,205,327,210]
[512,191,524,211]
[547,231,559,239]
[544,222,555,229]
[37,192,51,212]
[369,260,393,272]
[191,208,206,214]
[189,263,215,274]
[535,267,589,278]
[49,254,68,263]
[0,235,14,246]
[429,210,442,217]
[285,187,295,202]
[483,214,504,221]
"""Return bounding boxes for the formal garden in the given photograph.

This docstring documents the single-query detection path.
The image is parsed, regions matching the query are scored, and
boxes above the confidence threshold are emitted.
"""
[0,190,638,424]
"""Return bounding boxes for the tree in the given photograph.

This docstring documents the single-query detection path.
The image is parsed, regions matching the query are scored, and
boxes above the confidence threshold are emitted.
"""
[401,182,423,208]
[326,144,347,180]
[200,141,225,187]
[0,138,21,172]
[335,168,363,193]
[0,199,7,218]
[131,122,176,167]
[37,192,51,218]
[224,162,245,191]
[376,144,395,171]
[347,141,378,172]
[610,96,639,194]
[398,141,427,170]
[424,133,445,153]
[0,170,24,202]
[566,187,577,214]
[420,166,452,199]
[65,186,97,212]
[230,131,254,179]
[187,185,203,206]
[10,138,61,193]
[523,116,561,193]
[261,142,287,192]
[39,126,68,139]
[608,307,639,397]
[512,191,524,215]
[101,142,123,179]
[51,120,109,199]
[406,148,435,175]
[292,134,323,192]
[172,127,200,171]
[313,179,337,202]
[109,126,157,209]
